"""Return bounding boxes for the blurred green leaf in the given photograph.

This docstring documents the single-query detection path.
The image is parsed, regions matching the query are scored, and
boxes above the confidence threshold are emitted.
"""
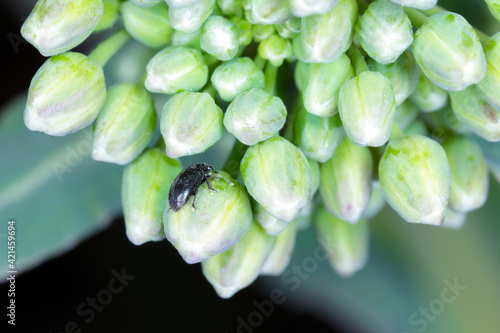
[0,94,122,278]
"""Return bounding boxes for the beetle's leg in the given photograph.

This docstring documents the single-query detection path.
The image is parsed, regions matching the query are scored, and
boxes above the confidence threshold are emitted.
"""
[191,188,198,210]
[205,177,218,193]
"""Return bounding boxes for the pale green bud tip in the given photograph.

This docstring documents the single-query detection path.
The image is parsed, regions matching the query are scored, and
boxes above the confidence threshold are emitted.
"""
[164,171,253,264]
[202,222,275,298]
[379,135,451,226]
[248,0,291,25]
[254,202,290,235]
[145,46,208,94]
[409,72,448,112]
[303,54,354,117]
[241,136,313,222]
[356,0,413,65]
[290,0,339,17]
[122,148,182,245]
[413,12,486,91]
[388,0,437,10]
[224,88,287,146]
[218,0,243,16]
[315,207,369,277]
[252,24,275,42]
[161,92,223,158]
[477,33,500,110]
[211,57,265,102]
[24,52,106,136]
[449,86,500,142]
[443,137,489,212]
[257,34,292,67]
[441,207,467,230]
[319,137,373,224]
[121,1,173,48]
[338,71,396,147]
[231,16,253,47]
[485,0,500,23]
[168,0,215,33]
[260,221,297,276]
[92,84,156,165]
[363,181,386,219]
[293,108,344,163]
[200,15,239,61]
[300,0,357,63]
[21,0,104,57]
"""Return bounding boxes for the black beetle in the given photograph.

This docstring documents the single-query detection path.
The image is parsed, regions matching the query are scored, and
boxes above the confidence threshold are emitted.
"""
[168,163,218,212]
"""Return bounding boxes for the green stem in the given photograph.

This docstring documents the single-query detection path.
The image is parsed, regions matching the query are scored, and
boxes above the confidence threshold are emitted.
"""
[201,81,217,99]
[88,29,131,67]
[222,139,248,179]
[347,45,369,76]
[264,62,279,95]
[389,122,405,141]
[254,55,266,71]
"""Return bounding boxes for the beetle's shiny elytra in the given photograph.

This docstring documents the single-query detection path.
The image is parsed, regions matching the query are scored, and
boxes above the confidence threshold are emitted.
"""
[168,163,218,212]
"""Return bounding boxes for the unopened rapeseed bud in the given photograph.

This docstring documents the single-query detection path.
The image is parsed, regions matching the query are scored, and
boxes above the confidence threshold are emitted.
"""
[161,92,223,158]
[258,34,292,66]
[164,171,253,264]
[92,84,156,165]
[409,72,448,112]
[379,135,451,226]
[133,0,162,6]
[200,15,240,61]
[388,0,437,10]
[246,0,291,25]
[260,221,297,276]
[253,202,290,235]
[168,0,215,33]
[290,0,339,17]
[477,33,500,110]
[24,52,106,136]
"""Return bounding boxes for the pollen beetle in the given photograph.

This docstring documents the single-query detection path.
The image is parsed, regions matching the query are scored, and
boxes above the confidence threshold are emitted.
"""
[168,163,218,212]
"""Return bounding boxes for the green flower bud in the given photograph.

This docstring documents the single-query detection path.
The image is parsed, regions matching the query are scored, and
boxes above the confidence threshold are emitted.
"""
[24,52,106,136]
[200,15,240,60]
[412,12,486,91]
[367,51,419,106]
[438,105,472,135]
[165,0,203,7]
[404,120,429,136]
[160,92,223,158]
[218,0,243,16]
[122,148,182,245]
[260,221,297,276]
[246,0,291,25]
[224,88,287,145]
[300,0,358,63]
[121,1,173,48]
[92,84,156,165]
[230,16,253,46]
[95,0,119,32]
[363,181,385,219]
[477,33,500,110]
[241,136,313,222]
[145,46,208,94]
[338,71,396,147]
[253,202,290,235]
[172,29,201,49]
[290,0,339,17]
[21,0,104,57]
[319,137,373,224]
[315,207,369,277]
[443,137,489,212]
[294,60,309,92]
[441,207,467,230]
[257,34,292,67]
[395,100,419,130]
[308,157,320,195]
[202,222,274,298]
[449,86,500,142]
[169,0,215,33]
[356,0,413,65]
[211,57,265,102]
[388,0,437,10]
[164,171,253,264]
[294,196,316,230]
[275,17,301,39]
[293,108,344,162]
[132,0,163,6]
[410,72,448,112]
[379,135,451,225]
[485,0,500,22]
[302,53,354,117]
[252,24,275,42]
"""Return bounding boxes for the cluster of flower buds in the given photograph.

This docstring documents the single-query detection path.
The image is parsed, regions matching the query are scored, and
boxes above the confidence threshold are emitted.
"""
[22,0,500,298]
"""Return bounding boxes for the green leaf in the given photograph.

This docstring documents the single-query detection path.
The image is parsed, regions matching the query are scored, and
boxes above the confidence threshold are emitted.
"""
[0,94,122,278]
